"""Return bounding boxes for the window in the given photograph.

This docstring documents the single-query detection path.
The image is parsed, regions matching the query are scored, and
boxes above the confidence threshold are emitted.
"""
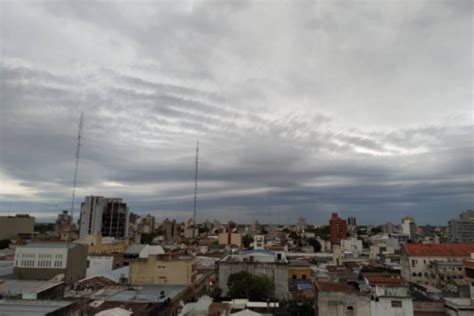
[411,259,416,268]
[412,273,417,277]
[391,301,402,308]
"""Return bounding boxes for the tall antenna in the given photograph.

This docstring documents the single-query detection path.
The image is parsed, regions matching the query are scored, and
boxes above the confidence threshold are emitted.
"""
[192,140,199,238]
[70,113,84,223]
[268,184,272,234]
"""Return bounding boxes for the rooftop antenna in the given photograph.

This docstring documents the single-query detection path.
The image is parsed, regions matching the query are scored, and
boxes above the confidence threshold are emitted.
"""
[70,113,84,226]
[192,140,199,239]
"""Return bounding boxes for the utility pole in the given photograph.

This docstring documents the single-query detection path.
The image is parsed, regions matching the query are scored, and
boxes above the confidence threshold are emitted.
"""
[192,140,199,239]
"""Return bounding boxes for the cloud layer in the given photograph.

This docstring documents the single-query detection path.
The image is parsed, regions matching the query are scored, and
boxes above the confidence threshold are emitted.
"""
[0,0,472,224]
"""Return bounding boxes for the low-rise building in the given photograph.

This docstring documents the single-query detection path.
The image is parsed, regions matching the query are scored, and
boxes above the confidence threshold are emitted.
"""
[0,299,80,316]
[364,276,413,316]
[129,253,196,286]
[315,281,370,316]
[218,233,242,247]
[0,215,35,240]
[217,249,289,300]
[341,238,363,257]
[288,260,311,280]
[13,243,88,284]
[400,243,474,288]
[75,233,128,254]
[0,279,65,300]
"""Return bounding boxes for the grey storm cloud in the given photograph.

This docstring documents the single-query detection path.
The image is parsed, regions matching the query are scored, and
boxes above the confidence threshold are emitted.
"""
[0,0,472,225]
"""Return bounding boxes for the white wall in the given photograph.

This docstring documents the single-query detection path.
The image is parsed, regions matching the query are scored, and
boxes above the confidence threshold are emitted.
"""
[86,255,113,277]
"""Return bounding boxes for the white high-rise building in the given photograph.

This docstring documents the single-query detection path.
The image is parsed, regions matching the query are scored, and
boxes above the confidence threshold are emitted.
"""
[79,196,129,239]
[401,216,416,240]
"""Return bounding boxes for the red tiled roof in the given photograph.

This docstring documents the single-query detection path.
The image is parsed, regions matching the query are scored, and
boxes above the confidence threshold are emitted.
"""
[366,276,402,286]
[403,243,474,257]
[315,281,354,293]
[464,260,474,268]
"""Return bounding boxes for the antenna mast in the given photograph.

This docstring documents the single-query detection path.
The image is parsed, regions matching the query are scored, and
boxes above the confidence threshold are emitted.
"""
[192,140,199,238]
[70,113,84,223]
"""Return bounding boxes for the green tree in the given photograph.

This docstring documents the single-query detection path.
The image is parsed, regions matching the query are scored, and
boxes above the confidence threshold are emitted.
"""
[287,298,315,316]
[289,231,299,240]
[0,239,11,250]
[209,287,223,300]
[307,238,321,252]
[242,235,254,248]
[141,233,156,244]
[227,271,275,301]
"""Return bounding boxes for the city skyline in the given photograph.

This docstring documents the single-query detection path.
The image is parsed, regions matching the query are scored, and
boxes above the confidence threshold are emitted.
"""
[1,0,473,225]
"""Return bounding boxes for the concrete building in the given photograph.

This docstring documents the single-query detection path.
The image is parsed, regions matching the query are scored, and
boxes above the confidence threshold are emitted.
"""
[253,235,265,249]
[86,255,114,278]
[55,210,72,233]
[400,243,474,288]
[288,260,311,280]
[0,299,79,316]
[341,238,363,257]
[347,216,357,226]
[0,279,65,300]
[162,218,180,241]
[217,249,289,300]
[138,214,156,234]
[370,284,414,316]
[330,213,347,248]
[448,210,474,243]
[463,257,474,300]
[218,233,242,247]
[13,243,88,284]
[402,217,417,241]
[79,196,129,240]
[296,217,307,233]
[0,215,35,240]
[315,281,370,316]
[129,254,196,286]
[369,235,399,260]
[76,233,128,254]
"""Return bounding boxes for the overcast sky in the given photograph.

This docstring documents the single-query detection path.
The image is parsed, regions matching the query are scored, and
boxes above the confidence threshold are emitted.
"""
[0,0,472,225]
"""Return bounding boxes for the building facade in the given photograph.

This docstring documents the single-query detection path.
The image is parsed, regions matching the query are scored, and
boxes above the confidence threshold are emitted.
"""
[330,213,347,248]
[129,254,196,286]
[0,215,35,240]
[217,250,289,300]
[400,243,474,289]
[79,196,129,239]
[76,233,129,254]
[13,243,88,284]
[448,210,474,243]
[402,217,417,241]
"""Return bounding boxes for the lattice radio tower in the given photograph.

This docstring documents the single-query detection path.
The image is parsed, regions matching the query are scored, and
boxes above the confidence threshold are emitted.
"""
[192,140,199,239]
[70,113,84,224]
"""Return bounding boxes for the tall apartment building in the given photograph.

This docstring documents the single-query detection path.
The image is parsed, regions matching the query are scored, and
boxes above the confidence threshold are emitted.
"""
[329,213,347,248]
[0,215,35,240]
[347,216,357,226]
[13,243,88,284]
[79,196,129,239]
[448,210,474,243]
[162,218,179,240]
[401,216,417,241]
